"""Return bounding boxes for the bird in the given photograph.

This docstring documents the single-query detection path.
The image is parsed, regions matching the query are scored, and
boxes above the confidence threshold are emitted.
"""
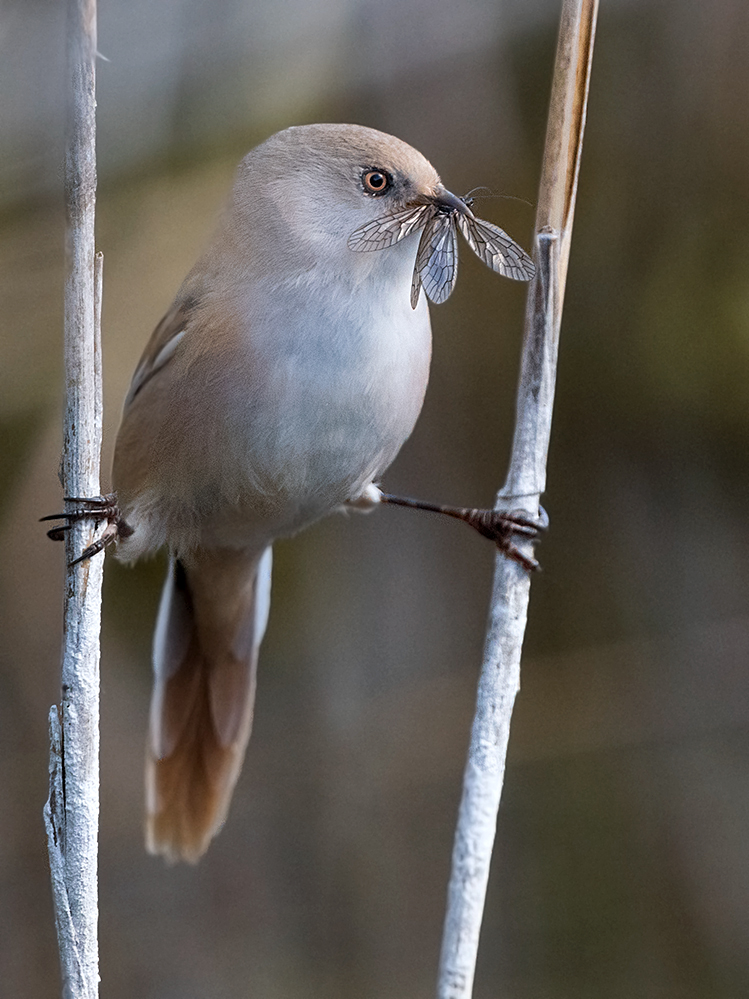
[44,124,536,862]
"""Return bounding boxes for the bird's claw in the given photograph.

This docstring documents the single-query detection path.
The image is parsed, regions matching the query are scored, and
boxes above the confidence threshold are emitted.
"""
[461,506,548,572]
[40,492,133,566]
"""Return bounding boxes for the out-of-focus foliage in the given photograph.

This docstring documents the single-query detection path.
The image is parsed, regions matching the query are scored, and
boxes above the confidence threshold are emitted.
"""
[2,1,749,996]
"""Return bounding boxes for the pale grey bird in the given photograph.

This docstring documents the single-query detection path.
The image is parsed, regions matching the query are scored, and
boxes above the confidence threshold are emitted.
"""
[45,123,537,862]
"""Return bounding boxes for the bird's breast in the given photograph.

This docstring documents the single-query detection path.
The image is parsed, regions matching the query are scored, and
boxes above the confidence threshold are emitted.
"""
[225,267,432,517]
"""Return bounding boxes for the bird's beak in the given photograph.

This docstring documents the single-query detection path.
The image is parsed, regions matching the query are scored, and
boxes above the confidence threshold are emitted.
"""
[429,187,475,219]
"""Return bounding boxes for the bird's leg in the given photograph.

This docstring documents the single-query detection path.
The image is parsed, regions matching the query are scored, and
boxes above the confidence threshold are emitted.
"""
[378,491,548,572]
[40,492,134,565]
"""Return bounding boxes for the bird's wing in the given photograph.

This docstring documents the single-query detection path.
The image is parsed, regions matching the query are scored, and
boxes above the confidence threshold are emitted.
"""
[123,289,201,410]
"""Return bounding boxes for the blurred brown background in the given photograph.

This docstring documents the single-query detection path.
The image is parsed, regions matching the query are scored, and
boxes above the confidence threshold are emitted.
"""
[3,0,749,995]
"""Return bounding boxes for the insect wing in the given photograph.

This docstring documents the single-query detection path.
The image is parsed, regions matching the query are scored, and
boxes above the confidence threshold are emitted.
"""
[410,262,423,309]
[415,213,459,304]
[457,214,535,281]
[348,205,433,252]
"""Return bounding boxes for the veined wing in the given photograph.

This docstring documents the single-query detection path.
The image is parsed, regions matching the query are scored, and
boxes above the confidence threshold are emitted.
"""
[410,262,423,309]
[414,212,459,305]
[348,204,433,252]
[457,214,535,281]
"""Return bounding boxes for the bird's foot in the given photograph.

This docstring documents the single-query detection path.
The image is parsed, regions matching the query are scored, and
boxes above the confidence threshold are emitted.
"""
[454,505,548,571]
[40,492,134,565]
[379,493,548,572]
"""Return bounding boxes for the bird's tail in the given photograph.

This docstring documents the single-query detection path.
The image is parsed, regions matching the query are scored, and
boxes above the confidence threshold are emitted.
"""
[145,545,272,863]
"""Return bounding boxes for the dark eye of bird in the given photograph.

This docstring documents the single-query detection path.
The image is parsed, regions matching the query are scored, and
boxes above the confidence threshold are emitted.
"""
[362,169,392,196]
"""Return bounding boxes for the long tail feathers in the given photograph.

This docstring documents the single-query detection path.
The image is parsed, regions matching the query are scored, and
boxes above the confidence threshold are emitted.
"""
[145,546,272,863]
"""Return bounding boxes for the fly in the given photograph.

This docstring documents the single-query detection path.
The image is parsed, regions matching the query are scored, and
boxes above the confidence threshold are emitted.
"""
[348,195,535,308]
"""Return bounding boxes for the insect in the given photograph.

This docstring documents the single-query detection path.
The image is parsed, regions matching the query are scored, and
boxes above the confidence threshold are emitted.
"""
[348,196,535,308]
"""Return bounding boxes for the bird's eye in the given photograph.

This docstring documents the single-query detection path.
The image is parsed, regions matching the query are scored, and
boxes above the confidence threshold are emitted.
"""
[362,169,392,196]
